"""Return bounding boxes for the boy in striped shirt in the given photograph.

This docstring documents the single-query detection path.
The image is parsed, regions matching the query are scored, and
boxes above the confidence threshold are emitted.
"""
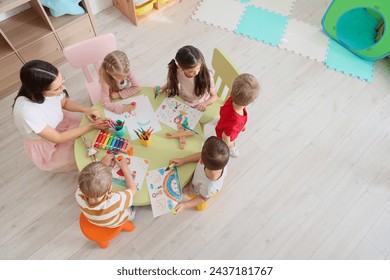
[76,154,136,228]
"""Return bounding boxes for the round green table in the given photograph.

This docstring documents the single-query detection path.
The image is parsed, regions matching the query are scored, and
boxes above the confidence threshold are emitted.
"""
[74,87,204,206]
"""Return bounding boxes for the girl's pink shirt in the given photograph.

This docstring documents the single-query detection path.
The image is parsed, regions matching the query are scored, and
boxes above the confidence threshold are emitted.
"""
[100,70,140,114]
[177,68,215,107]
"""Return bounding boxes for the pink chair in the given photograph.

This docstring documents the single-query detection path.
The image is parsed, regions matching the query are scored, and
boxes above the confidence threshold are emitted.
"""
[63,33,117,104]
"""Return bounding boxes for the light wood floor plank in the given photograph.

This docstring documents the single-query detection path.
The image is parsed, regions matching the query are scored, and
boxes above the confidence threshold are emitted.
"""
[1,0,390,259]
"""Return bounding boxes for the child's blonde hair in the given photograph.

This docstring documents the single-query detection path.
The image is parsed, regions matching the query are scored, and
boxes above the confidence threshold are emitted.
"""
[100,50,131,92]
[78,162,112,198]
[231,73,260,106]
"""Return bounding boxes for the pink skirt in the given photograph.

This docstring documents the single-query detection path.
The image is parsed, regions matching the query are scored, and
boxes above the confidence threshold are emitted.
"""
[24,111,83,172]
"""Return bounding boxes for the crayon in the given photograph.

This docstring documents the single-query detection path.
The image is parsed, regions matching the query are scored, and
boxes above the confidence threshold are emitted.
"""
[154,86,160,99]
[165,162,175,172]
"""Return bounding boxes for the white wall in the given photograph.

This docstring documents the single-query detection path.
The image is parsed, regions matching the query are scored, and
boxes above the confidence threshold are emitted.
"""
[89,0,112,14]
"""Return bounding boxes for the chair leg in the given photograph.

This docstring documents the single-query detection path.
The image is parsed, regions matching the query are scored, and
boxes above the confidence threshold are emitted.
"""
[97,240,109,249]
[122,221,135,232]
[196,202,207,211]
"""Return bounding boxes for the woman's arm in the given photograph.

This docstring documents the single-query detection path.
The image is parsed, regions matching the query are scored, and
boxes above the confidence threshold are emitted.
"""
[61,98,100,122]
[37,120,108,144]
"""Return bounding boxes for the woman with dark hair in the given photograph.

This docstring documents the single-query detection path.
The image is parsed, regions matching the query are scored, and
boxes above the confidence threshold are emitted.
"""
[154,45,217,112]
[12,60,108,172]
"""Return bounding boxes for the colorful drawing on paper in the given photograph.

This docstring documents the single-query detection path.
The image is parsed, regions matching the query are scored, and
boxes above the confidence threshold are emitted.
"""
[146,167,182,218]
[104,95,161,140]
[155,98,203,131]
[111,155,150,191]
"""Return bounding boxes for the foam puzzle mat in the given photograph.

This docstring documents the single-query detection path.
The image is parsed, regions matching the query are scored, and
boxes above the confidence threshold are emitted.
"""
[192,0,375,82]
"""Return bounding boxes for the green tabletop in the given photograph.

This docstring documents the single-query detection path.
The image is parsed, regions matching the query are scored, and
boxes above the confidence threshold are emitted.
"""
[74,87,204,206]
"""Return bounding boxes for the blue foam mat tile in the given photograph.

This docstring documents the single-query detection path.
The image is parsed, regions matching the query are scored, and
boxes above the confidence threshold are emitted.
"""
[325,39,375,83]
[234,5,289,46]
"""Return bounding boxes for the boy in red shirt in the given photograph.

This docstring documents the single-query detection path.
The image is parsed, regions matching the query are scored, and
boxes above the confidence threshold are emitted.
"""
[215,73,260,158]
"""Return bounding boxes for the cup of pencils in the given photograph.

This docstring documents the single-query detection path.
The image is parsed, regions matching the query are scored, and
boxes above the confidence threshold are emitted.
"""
[114,119,126,137]
[134,127,153,147]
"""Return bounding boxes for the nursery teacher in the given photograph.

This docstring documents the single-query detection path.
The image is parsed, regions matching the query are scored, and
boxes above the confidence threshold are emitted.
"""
[12,60,108,172]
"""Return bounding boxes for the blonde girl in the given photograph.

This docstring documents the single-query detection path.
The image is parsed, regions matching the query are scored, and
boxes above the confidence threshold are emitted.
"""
[99,50,140,114]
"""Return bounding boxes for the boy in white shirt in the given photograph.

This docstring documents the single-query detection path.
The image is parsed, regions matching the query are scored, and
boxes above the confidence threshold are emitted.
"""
[170,136,229,213]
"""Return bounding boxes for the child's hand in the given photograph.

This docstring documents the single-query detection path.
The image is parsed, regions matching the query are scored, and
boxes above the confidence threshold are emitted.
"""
[173,203,186,214]
[196,102,207,112]
[115,155,129,170]
[111,91,120,99]
[123,103,136,113]
[170,158,184,166]
[101,154,114,167]
[153,86,164,95]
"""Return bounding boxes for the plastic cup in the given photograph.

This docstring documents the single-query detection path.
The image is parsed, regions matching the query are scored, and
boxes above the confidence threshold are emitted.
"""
[115,126,126,137]
[139,136,152,147]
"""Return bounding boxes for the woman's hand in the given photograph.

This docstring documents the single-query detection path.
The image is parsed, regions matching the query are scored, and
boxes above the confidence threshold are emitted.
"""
[86,109,101,122]
[90,118,110,130]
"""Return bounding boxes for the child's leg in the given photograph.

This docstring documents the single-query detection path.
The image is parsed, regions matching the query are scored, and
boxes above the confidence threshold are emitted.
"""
[229,141,240,158]
[127,206,136,221]
[182,180,196,196]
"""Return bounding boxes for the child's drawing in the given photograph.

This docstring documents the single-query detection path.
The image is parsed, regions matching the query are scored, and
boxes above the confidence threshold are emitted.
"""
[111,155,150,191]
[155,98,203,131]
[104,95,161,140]
[146,167,182,218]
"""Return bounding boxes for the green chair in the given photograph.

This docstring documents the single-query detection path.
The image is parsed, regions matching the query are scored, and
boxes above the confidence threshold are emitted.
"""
[200,48,240,126]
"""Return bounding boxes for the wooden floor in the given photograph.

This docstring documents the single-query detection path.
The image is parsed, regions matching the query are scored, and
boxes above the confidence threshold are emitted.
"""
[1,0,390,260]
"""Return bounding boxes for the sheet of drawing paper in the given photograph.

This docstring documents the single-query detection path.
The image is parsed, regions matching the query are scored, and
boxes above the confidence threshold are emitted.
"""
[111,155,150,191]
[146,167,182,218]
[104,95,161,140]
[155,98,203,131]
